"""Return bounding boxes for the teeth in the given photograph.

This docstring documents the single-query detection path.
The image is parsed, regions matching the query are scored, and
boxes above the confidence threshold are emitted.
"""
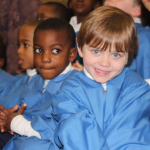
[96,69,108,73]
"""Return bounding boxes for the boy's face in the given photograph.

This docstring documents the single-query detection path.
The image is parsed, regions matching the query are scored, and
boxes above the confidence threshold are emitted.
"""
[104,0,138,17]
[34,30,72,80]
[70,0,97,16]
[142,0,150,11]
[17,25,35,70]
[36,5,58,21]
[78,44,128,83]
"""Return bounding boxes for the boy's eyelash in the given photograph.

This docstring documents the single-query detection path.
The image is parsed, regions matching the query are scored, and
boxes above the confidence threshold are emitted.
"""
[52,48,61,54]
[17,43,20,47]
[34,48,42,53]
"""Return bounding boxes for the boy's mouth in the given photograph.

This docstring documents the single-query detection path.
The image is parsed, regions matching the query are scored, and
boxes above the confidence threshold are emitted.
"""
[40,67,55,71]
[95,68,110,76]
[76,3,84,8]
[18,58,24,64]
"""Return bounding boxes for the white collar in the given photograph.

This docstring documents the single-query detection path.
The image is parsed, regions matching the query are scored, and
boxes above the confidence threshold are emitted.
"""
[69,16,82,32]
[60,62,74,75]
[84,67,107,91]
[26,69,37,77]
[43,63,73,89]
[133,17,141,23]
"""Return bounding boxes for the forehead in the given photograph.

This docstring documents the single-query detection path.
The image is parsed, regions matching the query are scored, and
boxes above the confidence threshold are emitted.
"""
[37,5,56,16]
[19,25,35,41]
[71,0,96,4]
[104,0,135,6]
[34,30,69,48]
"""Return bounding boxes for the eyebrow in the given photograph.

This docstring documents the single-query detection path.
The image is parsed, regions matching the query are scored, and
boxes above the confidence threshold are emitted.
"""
[51,44,63,47]
[20,39,31,43]
[34,44,64,47]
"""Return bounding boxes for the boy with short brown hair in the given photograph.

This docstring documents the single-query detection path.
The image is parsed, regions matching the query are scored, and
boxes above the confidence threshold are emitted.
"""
[50,6,150,150]
[104,0,150,79]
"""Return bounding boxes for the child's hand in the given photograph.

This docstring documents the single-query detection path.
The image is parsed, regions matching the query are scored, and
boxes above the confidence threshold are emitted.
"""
[0,104,27,134]
[72,60,84,71]
[0,110,6,133]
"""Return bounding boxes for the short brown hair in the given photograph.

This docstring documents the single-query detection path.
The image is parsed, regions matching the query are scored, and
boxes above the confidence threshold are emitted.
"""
[77,6,138,65]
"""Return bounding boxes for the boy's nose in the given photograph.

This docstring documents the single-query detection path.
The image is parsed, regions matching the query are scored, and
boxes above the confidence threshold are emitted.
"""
[17,47,23,55]
[42,52,51,63]
[98,55,110,67]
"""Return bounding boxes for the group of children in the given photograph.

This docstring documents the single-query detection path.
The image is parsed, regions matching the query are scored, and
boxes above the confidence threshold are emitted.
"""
[0,0,150,149]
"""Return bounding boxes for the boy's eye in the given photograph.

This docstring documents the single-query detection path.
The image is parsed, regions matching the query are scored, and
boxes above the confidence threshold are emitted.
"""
[24,43,29,48]
[36,15,48,21]
[36,16,43,21]
[52,49,60,54]
[112,53,120,58]
[34,48,42,53]
[17,43,20,48]
[92,50,100,54]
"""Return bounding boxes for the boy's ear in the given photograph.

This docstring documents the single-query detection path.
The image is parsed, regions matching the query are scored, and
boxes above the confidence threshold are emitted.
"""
[77,45,83,58]
[131,5,141,17]
[0,58,4,68]
[69,47,77,62]
[76,38,83,58]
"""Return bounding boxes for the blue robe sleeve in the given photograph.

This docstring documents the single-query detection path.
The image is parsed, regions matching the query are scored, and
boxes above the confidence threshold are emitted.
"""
[0,69,15,89]
[52,87,109,150]
[136,27,150,79]
[105,82,150,150]
[129,27,150,79]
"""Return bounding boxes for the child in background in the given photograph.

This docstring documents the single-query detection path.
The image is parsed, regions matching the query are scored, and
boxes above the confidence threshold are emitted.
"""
[69,0,100,33]
[0,18,77,150]
[0,20,41,99]
[36,2,70,22]
[141,0,150,27]
[104,0,150,79]
[142,0,150,11]
[0,31,15,89]
[17,20,40,78]
[69,0,101,71]
[141,0,150,85]
[0,20,41,149]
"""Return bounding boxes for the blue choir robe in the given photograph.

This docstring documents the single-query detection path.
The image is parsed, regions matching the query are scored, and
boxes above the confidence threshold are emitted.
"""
[0,73,38,149]
[3,70,77,150]
[135,22,143,32]
[0,72,37,99]
[50,68,150,150]
[129,23,150,79]
[0,69,15,89]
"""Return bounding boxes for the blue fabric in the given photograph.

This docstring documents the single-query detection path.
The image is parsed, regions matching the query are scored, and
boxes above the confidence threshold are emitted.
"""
[0,69,15,89]
[3,70,77,150]
[0,72,38,148]
[51,68,150,150]
[0,72,38,100]
[128,24,150,79]
[135,22,143,32]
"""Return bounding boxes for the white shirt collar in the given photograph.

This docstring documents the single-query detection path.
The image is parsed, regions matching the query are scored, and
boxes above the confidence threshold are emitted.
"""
[84,67,107,91]
[133,17,141,23]
[60,62,74,75]
[69,16,82,32]
[26,69,37,77]
[43,63,73,90]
